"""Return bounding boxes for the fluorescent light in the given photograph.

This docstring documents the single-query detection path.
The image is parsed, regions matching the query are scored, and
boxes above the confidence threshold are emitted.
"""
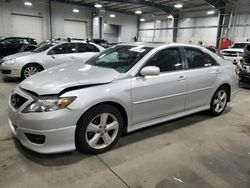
[73,9,79,13]
[167,15,173,19]
[174,4,183,8]
[94,4,102,8]
[135,10,142,14]
[207,10,215,15]
[140,18,145,22]
[24,2,32,6]
[109,14,116,18]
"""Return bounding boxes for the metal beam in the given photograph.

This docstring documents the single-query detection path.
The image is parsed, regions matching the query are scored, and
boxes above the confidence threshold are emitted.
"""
[102,0,175,14]
[203,0,226,8]
[173,14,179,43]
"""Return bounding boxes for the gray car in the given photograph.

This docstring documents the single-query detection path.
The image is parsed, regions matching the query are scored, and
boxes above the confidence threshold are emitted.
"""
[8,43,237,154]
[1,41,104,79]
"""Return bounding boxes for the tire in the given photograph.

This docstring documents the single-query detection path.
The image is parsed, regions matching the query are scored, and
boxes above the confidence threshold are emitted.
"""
[21,64,43,79]
[209,86,228,116]
[75,104,123,154]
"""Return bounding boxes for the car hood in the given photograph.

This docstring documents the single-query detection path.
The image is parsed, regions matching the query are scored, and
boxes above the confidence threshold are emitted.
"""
[3,51,37,60]
[222,48,244,52]
[19,63,120,95]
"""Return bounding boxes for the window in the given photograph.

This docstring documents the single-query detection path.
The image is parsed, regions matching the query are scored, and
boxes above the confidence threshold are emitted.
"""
[145,47,183,72]
[86,45,152,73]
[184,47,218,69]
[76,43,99,53]
[50,43,77,54]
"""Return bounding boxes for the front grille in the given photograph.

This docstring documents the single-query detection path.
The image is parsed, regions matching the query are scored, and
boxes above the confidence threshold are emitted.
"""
[223,51,243,57]
[2,70,11,74]
[10,94,28,109]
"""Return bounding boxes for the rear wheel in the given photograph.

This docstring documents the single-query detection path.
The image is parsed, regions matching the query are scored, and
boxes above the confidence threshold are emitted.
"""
[209,86,228,116]
[21,64,42,79]
[75,104,123,154]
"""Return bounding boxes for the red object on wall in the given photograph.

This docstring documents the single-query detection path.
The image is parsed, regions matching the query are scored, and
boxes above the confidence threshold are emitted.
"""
[220,38,234,49]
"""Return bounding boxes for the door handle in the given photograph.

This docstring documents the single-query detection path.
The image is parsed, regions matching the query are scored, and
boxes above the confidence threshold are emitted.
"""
[177,75,186,81]
[51,55,55,59]
[212,69,221,74]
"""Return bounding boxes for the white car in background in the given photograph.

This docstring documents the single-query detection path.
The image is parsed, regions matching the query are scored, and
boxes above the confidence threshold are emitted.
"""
[222,42,250,63]
[0,41,104,79]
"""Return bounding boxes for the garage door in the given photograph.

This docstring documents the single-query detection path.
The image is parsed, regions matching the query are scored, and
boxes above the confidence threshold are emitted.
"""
[11,14,44,42]
[64,20,87,39]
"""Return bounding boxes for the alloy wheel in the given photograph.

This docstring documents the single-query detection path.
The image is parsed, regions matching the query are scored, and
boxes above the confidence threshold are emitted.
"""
[24,66,39,78]
[85,113,119,149]
[213,90,227,113]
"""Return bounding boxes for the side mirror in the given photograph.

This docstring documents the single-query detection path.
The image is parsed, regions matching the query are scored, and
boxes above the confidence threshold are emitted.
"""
[140,66,160,76]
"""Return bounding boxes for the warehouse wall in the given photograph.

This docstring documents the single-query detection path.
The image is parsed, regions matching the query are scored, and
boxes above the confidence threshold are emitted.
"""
[177,15,218,46]
[138,12,218,46]
[0,0,137,43]
[0,0,50,42]
[103,11,137,43]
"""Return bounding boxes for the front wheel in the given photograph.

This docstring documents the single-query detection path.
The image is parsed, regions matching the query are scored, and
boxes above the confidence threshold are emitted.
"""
[21,64,42,79]
[209,86,228,116]
[75,104,123,154]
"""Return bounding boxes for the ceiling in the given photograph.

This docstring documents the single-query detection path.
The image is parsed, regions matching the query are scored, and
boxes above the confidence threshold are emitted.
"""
[56,0,237,15]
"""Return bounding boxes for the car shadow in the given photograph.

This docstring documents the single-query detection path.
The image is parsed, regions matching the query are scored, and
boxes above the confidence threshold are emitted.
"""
[0,74,21,83]
[14,108,231,167]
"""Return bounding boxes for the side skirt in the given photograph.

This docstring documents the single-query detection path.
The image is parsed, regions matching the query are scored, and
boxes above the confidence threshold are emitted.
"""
[127,105,210,133]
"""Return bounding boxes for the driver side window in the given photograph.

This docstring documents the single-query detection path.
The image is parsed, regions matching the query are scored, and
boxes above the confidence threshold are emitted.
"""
[145,47,183,72]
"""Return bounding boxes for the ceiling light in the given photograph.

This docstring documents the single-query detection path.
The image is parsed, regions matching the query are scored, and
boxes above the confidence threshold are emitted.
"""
[167,15,173,19]
[135,10,142,14]
[73,9,79,13]
[174,4,183,8]
[24,2,32,6]
[109,14,116,18]
[207,10,215,15]
[140,18,145,22]
[94,4,102,8]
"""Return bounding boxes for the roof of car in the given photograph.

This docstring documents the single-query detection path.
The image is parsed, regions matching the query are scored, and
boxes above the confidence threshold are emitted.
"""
[3,37,34,40]
[117,42,203,49]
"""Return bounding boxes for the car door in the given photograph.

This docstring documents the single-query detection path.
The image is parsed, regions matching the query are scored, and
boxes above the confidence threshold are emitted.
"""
[131,47,188,125]
[45,43,77,68]
[75,43,100,62]
[183,47,221,110]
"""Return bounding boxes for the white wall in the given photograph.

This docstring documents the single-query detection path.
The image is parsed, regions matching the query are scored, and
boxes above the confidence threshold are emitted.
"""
[0,0,138,43]
[177,16,218,46]
[102,11,138,43]
[0,0,50,42]
[51,2,92,39]
[139,20,173,42]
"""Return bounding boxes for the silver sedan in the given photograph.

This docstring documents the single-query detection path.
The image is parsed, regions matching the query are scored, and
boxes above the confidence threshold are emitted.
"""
[1,41,104,79]
[8,43,238,154]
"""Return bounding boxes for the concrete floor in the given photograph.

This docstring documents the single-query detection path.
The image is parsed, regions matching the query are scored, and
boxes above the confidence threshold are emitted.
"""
[0,73,250,188]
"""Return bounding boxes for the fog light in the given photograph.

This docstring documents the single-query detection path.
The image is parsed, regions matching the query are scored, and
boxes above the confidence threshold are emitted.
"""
[25,133,45,144]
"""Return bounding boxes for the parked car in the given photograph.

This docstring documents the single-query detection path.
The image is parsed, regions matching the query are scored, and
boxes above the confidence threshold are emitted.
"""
[90,38,112,48]
[221,42,250,63]
[0,37,37,59]
[8,43,237,154]
[1,41,104,79]
[205,46,224,58]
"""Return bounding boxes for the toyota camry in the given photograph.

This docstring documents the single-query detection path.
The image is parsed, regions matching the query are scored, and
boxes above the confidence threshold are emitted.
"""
[8,43,237,154]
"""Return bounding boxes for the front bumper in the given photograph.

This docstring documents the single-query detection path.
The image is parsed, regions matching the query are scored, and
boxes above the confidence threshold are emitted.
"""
[0,63,21,78]
[8,86,79,154]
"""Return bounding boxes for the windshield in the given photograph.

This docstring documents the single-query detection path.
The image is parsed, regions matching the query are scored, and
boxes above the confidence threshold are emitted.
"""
[232,43,248,49]
[86,45,152,73]
[32,43,54,53]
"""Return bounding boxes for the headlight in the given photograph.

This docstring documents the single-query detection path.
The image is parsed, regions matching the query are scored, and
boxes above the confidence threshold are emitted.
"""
[4,59,15,65]
[22,96,76,113]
